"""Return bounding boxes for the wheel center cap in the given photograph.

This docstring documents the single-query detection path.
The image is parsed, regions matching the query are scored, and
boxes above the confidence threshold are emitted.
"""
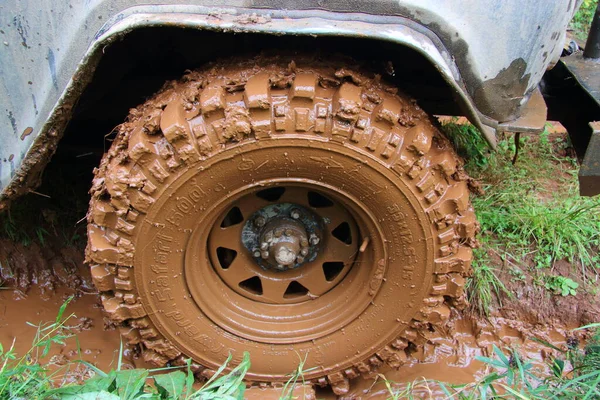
[259,218,309,271]
[242,203,322,271]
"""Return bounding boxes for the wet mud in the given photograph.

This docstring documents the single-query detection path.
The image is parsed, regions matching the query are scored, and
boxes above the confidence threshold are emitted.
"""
[343,312,576,398]
[0,264,581,397]
[0,222,592,397]
[0,239,151,384]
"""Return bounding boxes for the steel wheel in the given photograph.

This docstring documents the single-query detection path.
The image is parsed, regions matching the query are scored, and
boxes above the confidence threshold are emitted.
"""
[207,185,359,305]
[86,56,477,395]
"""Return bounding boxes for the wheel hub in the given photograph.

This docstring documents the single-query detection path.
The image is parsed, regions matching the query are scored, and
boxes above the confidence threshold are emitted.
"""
[243,203,322,271]
[207,185,361,305]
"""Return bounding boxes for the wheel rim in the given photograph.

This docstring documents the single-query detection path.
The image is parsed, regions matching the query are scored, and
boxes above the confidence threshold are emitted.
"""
[185,177,386,343]
[208,185,359,304]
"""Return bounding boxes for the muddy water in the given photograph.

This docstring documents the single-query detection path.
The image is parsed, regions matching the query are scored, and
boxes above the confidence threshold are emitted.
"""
[0,281,573,397]
[342,313,571,399]
[0,286,151,385]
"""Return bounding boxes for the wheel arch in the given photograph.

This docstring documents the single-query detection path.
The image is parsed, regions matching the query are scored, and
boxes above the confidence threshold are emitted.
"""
[0,6,494,210]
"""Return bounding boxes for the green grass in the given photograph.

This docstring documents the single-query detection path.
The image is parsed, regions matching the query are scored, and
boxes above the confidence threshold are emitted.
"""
[441,120,600,315]
[570,0,598,41]
[544,275,580,297]
[465,248,511,317]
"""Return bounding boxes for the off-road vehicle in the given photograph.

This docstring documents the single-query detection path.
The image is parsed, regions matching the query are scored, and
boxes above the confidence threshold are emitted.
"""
[1,0,598,395]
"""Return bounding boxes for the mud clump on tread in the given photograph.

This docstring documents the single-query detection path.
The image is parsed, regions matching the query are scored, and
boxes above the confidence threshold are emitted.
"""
[85,55,479,393]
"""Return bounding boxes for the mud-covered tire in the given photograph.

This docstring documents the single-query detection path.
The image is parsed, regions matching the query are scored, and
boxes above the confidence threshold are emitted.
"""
[86,56,477,394]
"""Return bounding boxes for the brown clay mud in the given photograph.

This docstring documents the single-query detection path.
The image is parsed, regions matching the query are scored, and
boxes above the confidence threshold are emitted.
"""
[0,239,151,384]
[0,265,578,397]
[342,312,577,399]
[0,287,122,384]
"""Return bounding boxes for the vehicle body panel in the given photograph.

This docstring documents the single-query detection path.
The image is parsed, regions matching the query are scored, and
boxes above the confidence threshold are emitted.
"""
[0,0,576,207]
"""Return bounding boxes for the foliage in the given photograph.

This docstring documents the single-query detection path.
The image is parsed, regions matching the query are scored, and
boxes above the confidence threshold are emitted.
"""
[440,120,600,317]
[279,353,314,400]
[48,350,251,400]
[570,0,598,41]
[545,275,580,296]
[465,248,511,316]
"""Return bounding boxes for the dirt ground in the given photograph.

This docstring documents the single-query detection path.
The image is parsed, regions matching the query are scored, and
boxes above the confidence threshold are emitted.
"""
[0,126,597,399]
[0,240,582,398]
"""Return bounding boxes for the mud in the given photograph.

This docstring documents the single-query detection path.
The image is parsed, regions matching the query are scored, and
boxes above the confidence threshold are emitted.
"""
[0,265,582,397]
[343,311,578,399]
[0,288,122,384]
[0,239,93,300]
[0,241,152,385]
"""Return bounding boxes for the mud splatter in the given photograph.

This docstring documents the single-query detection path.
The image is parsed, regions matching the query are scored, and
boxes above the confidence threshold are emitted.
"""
[7,110,17,136]
[20,127,33,140]
[47,48,59,91]
[12,15,29,48]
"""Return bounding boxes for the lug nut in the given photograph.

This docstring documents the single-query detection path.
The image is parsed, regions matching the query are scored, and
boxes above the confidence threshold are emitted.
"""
[253,249,261,258]
[261,250,269,259]
[300,238,309,247]
[274,228,283,237]
[276,264,285,270]
[290,209,301,219]
[309,233,320,245]
[254,216,266,227]
[300,248,309,256]
[260,242,269,251]
[285,228,293,236]
[264,231,273,243]
[296,256,305,263]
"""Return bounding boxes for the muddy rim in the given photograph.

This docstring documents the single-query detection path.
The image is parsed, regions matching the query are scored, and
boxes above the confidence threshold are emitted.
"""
[208,185,360,304]
[192,179,385,343]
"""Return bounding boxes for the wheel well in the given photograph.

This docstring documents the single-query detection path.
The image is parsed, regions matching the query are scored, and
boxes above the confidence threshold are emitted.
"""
[61,26,461,153]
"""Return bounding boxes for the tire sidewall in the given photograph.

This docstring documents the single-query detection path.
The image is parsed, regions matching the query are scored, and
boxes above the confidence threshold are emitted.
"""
[134,137,435,380]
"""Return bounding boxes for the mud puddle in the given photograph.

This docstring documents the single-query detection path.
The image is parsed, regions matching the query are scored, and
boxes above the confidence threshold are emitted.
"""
[0,278,574,397]
[341,313,572,399]
[0,285,157,384]
[0,238,152,385]
[0,239,580,397]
